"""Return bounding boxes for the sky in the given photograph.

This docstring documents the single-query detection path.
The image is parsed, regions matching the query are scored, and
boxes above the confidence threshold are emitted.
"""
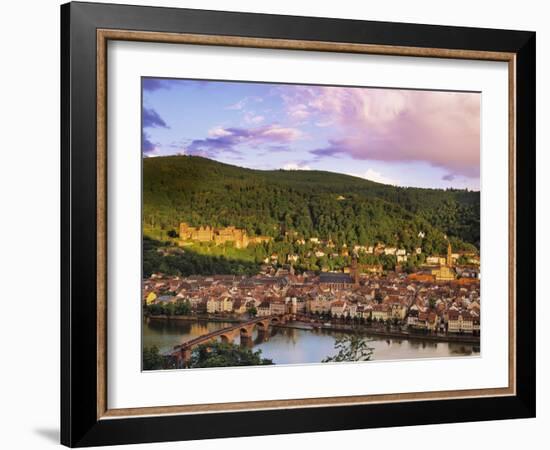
[142,77,480,190]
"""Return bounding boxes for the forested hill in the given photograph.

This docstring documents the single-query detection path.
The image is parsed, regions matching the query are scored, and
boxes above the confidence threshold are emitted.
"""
[143,156,480,253]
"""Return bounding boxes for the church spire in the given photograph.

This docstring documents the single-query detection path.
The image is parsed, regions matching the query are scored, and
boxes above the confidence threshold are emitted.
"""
[447,241,453,267]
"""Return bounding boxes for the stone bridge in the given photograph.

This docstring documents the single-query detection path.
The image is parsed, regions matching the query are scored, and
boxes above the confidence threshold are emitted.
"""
[170,314,292,368]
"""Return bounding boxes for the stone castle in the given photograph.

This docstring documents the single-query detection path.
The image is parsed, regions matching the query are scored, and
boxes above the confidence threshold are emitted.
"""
[179,223,271,249]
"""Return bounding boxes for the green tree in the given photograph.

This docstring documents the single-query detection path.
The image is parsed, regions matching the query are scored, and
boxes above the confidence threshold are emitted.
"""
[174,299,191,315]
[457,255,470,265]
[145,303,164,316]
[189,342,273,368]
[143,346,164,370]
[322,332,374,363]
[164,302,176,316]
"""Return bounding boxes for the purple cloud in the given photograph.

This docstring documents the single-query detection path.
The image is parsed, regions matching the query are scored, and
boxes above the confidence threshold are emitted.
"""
[143,108,168,129]
[142,108,168,155]
[142,131,157,155]
[143,79,171,92]
[267,145,292,152]
[185,125,302,157]
[310,139,347,158]
[186,136,242,158]
[143,78,218,93]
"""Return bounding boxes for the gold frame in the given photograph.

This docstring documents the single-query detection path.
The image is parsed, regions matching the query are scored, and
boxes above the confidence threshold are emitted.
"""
[96,29,516,420]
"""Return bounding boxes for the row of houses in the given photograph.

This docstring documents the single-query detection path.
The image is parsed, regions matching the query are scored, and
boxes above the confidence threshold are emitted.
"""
[406,305,480,334]
[143,268,480,334]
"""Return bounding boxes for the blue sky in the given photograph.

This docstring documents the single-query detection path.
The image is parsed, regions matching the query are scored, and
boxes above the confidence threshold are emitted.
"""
[142,78,480,190]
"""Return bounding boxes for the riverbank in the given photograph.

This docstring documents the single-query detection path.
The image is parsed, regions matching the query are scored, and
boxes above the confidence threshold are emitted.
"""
[147,314,244,323]
[274,321,480,345]
[146,315,480,345]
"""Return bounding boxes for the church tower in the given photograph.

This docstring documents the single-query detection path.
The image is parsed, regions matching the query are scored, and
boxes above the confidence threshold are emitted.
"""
[446,241,453,267]
[352,257,359,286]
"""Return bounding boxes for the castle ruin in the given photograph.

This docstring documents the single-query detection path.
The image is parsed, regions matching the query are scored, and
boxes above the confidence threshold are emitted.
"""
[179,223,271,249]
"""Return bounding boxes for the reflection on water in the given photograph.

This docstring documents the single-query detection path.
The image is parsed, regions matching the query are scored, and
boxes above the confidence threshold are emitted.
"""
[143,319,236,353]
[143,319,480,364]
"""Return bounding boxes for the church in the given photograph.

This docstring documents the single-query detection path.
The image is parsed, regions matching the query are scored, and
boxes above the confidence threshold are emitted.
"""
[431,242,456,282]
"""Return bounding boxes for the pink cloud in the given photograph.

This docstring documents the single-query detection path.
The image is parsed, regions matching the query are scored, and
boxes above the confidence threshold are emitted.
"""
[281,86,480,179]
[185,124,302,157]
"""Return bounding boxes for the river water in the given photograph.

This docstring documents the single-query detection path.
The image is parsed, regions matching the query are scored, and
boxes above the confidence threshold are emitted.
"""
[143,318,479,365]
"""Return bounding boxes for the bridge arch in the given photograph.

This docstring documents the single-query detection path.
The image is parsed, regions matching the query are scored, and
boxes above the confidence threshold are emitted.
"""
[239,327,251,339]
[219,334,232,344]
[255,321,269,332]
[172,315,287,365]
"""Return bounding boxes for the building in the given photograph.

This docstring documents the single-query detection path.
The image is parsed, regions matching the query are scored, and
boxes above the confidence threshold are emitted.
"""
[426,256,446,265]
[432,265,456,282]
[287,254,299,263]
[319,273,355,290]
[206,298,217,314]
[145,291,157,305]
[232,299,246,315]
[360,264,383,274]
[426,311,440,331]
[412,310,439,331]
[431,242,456,282]
[206,297,233,314]
[361,304,373,320]
[154,295,176,305]
[473,316,481,335]
[307,298,331,314]
[372,304,389,322]
[407,308,419,327]
[330,301,347,318]
[257,301,271,317]
[390,303,408,320]
[179,222,270,249]
[407,272,435,283]
[270,301,287,316]
[448,310,474,334]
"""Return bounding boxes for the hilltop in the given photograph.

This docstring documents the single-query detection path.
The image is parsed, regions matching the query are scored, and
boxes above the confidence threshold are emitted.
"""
[143,155,479,254]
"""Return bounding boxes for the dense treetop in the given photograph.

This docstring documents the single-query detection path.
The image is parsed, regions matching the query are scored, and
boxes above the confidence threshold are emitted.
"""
[143,155,480,254]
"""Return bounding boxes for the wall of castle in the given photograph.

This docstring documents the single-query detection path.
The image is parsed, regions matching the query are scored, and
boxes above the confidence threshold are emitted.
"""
[178,222,270,248]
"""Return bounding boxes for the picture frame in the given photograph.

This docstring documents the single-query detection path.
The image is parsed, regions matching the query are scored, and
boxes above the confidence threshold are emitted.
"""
[61,1,536,447]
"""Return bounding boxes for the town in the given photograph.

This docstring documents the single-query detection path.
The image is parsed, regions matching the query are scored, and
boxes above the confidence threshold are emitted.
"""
[140,85,483,368]
[143,241,480,339]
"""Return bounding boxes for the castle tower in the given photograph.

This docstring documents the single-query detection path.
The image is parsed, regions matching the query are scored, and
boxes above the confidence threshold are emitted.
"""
[179,222,190,240]
[447,241,453,267]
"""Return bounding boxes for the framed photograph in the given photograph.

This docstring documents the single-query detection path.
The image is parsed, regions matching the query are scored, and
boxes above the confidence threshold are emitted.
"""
[61,1,536,447]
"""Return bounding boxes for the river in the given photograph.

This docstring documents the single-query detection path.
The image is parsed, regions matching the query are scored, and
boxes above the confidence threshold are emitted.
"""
[143,318,480,365]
